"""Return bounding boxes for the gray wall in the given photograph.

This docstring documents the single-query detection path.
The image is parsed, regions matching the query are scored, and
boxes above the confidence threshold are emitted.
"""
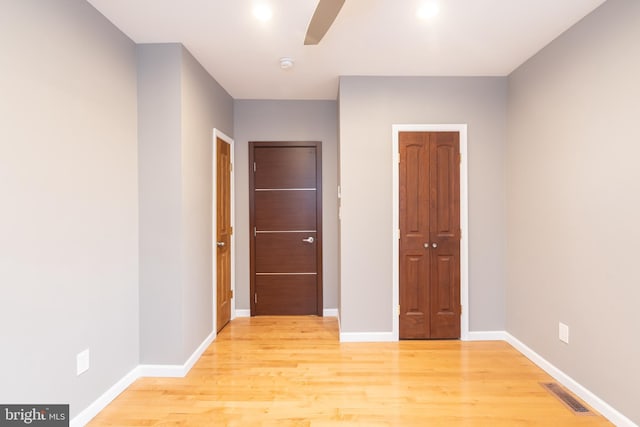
[506,0,640,423]
[137,44,184,364]
[338,77,508,333]
[180,48,234,354]
[233,100,339,311]
[138,44,233,364]
[0,0,139,417]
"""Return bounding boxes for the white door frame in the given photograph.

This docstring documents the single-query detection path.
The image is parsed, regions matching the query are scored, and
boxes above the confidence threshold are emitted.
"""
[391,124,469,341]
[212,129,236,334]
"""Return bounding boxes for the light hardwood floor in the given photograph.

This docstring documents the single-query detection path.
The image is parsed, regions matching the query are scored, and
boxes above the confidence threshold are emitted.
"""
[88,316,612,426]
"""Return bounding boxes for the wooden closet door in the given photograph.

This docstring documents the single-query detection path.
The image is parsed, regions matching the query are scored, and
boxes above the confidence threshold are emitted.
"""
[399,132,460,339]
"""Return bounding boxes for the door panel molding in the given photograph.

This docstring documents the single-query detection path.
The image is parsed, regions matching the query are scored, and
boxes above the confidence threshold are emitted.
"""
[213,129,235,334]
[392,124,469,341]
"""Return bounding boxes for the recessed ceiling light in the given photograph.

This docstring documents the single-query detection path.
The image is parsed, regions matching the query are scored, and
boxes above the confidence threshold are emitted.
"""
[417,2,439,20]
[253,3,273,22]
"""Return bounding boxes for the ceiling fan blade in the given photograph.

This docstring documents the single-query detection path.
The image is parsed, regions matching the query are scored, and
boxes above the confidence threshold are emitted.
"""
[304,0,345,45]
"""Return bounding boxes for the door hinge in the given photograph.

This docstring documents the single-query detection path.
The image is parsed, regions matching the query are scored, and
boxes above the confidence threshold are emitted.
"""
[230,162,233,172]
[459,305,463,315]
[230,226,233,235]
[253,226,257,237]
[253,162,256,173]
[459,152,462,164]
[230,290,234,299]
[396,304,401,316]
[254,293,257,304]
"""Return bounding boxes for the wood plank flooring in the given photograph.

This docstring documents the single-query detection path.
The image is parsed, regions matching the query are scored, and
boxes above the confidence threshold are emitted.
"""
[88,316,612,426]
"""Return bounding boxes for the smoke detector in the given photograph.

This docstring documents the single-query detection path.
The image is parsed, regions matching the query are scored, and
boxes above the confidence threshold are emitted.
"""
[279,57,295,69]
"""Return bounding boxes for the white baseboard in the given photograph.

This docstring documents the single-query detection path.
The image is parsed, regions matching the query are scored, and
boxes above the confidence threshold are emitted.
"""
[70,366,140,427]
[138,331,215,378]
[340,331,395,342]
[182,331,216,373]
[71,331,215,427]
[234,309,251,317]
[465,330,507,341]
[504,333,637,427]
[323,308,339,317]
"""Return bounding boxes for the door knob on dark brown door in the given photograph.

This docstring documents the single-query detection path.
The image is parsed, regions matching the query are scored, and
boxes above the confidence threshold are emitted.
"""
[432,242,438,248]
[302,236,315,244]
[216,241,225,247]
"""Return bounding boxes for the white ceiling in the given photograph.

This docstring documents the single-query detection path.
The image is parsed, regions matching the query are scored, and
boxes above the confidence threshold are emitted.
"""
[87,0,607,100]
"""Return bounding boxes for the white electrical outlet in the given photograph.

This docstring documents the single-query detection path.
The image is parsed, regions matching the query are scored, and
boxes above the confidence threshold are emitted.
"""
[77,349,90,376]
[558,322,569,344]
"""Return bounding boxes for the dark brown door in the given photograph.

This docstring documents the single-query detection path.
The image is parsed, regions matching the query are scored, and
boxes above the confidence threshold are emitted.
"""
[249,142,323,315]
[216,137,232,332]
[399,131,460,339]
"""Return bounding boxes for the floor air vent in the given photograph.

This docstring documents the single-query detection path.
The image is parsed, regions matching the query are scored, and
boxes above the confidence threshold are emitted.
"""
[540,382,593,415]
